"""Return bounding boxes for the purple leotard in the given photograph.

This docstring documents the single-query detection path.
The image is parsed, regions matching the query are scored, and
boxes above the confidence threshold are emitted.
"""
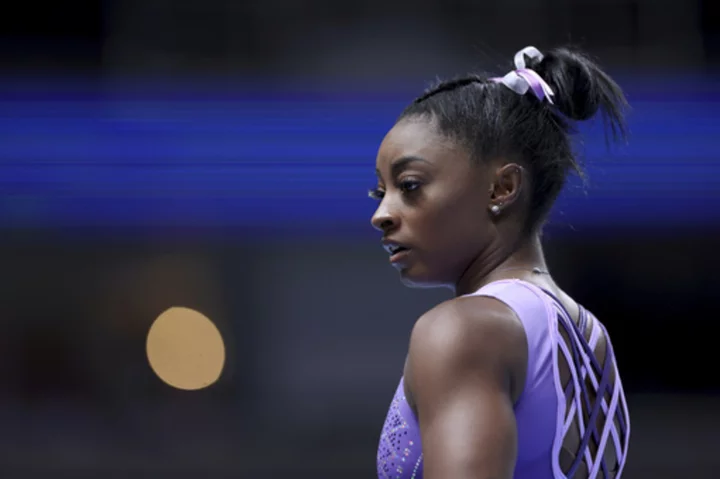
[377,279,630,478]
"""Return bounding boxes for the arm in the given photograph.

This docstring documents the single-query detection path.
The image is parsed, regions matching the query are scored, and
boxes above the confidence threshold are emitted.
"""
[405,296,528,479]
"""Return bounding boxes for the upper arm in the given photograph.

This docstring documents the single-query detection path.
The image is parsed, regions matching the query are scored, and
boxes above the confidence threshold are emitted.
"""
[406,296,528,479]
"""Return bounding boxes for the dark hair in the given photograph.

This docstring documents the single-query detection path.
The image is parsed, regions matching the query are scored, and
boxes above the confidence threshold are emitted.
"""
[398,46,629,232]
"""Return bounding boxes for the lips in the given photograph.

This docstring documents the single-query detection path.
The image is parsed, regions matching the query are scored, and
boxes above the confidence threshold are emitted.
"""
[381,240,412,264]
[383,243,409,255]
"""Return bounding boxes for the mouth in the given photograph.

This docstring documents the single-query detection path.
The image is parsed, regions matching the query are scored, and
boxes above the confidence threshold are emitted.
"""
[382,242,412,262]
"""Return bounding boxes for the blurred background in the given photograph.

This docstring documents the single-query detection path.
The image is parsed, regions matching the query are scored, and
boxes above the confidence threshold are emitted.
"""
[0,0,719,477]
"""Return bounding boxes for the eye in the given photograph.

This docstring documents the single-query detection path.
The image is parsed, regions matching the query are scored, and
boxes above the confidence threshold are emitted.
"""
[399,179,421,194]
[368,187,385,201]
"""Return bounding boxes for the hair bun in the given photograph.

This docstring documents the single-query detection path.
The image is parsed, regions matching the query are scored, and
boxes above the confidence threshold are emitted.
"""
[529,47,629,141]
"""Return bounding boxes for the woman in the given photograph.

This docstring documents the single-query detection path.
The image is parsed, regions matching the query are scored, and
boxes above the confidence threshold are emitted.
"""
[372,46,630,479]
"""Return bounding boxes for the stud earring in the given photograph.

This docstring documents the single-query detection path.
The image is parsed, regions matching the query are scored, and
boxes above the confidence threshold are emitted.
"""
[490,204,501,215]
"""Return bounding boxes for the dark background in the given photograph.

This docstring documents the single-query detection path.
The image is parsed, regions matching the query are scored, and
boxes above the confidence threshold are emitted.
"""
[0,0,719,477]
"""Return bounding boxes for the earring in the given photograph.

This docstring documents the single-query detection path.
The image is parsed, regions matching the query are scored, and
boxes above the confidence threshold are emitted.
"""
[490,204,501,215]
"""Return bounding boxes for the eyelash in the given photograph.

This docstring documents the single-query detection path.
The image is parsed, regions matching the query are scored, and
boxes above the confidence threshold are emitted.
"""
[368,179,421,201]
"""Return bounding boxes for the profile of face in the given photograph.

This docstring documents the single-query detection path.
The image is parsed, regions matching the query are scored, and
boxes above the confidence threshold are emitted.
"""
[371,117,502,289]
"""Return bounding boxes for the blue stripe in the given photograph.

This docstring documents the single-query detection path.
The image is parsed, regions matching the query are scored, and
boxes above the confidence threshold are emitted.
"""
[0,76,718,231]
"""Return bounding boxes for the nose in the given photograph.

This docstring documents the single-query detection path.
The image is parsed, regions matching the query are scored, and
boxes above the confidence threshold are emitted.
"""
[371,200,398,233]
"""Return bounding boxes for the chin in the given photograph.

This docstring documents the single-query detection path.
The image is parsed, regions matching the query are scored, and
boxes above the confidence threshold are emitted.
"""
[396,265,448,290]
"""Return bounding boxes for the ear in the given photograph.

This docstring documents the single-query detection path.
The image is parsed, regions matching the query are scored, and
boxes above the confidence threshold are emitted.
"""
[488,163,524,212]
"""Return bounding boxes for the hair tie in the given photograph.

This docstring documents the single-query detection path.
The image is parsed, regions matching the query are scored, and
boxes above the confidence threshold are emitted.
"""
[490,46,555,104]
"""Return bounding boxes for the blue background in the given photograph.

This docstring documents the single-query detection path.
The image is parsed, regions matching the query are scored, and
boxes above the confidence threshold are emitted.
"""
[2,77,718,232]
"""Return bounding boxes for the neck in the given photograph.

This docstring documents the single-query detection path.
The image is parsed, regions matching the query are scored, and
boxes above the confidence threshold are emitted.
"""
[453,233,548,297]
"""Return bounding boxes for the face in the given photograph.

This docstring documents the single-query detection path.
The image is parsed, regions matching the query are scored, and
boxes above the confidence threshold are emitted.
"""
[370,117,495,288]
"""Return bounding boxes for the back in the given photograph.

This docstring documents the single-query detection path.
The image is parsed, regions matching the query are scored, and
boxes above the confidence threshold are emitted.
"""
[472,279,630,478]
[376,279,630,478]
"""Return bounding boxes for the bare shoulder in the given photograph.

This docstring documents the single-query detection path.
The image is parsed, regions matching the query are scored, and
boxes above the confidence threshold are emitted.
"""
[406,295,529,402]
[409,295,528,364]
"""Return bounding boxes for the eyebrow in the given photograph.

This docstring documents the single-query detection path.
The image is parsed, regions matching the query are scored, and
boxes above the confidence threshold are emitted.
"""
[375,155,433,178]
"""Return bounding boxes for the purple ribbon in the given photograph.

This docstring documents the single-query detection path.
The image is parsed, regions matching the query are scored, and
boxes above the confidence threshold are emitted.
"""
[490,46,555,104]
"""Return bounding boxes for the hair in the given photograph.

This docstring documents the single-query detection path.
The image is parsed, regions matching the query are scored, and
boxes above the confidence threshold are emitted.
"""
[397,46,629,233]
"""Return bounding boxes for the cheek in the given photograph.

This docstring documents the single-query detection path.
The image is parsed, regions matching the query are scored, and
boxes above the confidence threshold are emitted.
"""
[417,194,486,249]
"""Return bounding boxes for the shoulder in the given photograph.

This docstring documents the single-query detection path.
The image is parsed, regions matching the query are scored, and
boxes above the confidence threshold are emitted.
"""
[410,295,528,363]
[406,295,529,402]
